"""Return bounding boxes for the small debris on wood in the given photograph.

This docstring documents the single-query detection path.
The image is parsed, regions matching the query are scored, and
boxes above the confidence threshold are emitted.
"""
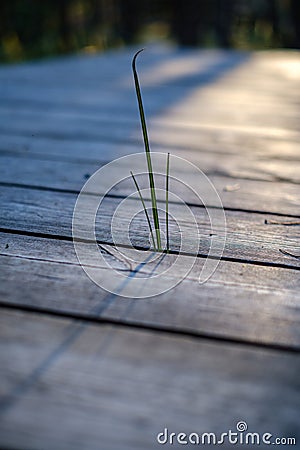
[264,219,300,226]
[5,243,9,249]
[223,183,240,192]
[279,248,300,260]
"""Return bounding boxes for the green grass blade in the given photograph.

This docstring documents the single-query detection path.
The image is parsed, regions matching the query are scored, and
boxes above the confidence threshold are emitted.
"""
[130,171,156,251]
[132,49,161,250]
[166,152,170,253]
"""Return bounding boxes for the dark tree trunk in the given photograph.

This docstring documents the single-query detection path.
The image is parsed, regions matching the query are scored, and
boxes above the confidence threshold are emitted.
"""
[170,0,204,46]
[215,0,234,48]
[290,0,300,48]
[118,0,141,43]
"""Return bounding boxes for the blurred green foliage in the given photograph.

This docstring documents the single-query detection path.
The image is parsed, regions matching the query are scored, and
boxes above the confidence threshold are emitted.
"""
[0,0,299,63]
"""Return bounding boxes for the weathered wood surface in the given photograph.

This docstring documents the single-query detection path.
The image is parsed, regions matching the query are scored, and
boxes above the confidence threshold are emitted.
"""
[1,107,300,158]
[1,153,300,216]
[1,119,300,183]
[0,309,299,450]
[1,185,299,267]
[1,233,299,349]
[0,45,299,449]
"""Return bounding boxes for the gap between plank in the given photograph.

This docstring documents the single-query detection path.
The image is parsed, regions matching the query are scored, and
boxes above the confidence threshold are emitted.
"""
[1,181,300,219]
[1,228,299,271]
[3,146,300,175]
[1,302,299,355]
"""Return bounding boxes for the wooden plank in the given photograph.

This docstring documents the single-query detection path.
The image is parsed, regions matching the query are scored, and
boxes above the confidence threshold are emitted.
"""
[1,94,298,150]
[0,308,299,450]
[0,51,297,96]
[0,50,299,187]
[0,49,299,186]
[1,107,300,161]
[0,51,298,107]
[0,47,299,450]
[0,97,299,146]
[0,51,252,120]
[0,153,299,217]
[1,46,299,450]
[0,185,299,267]
[0,46,238,86]
[1,130,300,184]
[0,232,299,348]
[1,230,299,287]
[0,103,299,164]
[1,48,299,146]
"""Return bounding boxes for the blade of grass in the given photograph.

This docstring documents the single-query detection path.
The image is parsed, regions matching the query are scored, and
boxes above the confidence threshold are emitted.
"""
[132,49,161,250]
[130,171,156,251]
[166,152,170,253]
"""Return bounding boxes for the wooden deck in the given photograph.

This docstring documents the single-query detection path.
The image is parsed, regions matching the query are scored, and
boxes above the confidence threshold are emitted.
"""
[0,45,299,449]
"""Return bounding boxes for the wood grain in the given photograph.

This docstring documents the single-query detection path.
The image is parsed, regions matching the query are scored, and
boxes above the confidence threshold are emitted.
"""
[0,107,299,159]
[1,132,300,184]
[0,45,299,450]
[0,185,299,267]
[1,153,299,217]
[0,232,299,349]
[0,308,299,450]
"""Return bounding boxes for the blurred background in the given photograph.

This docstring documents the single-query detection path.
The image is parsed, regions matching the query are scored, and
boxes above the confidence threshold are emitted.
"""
[0,0,299,63]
